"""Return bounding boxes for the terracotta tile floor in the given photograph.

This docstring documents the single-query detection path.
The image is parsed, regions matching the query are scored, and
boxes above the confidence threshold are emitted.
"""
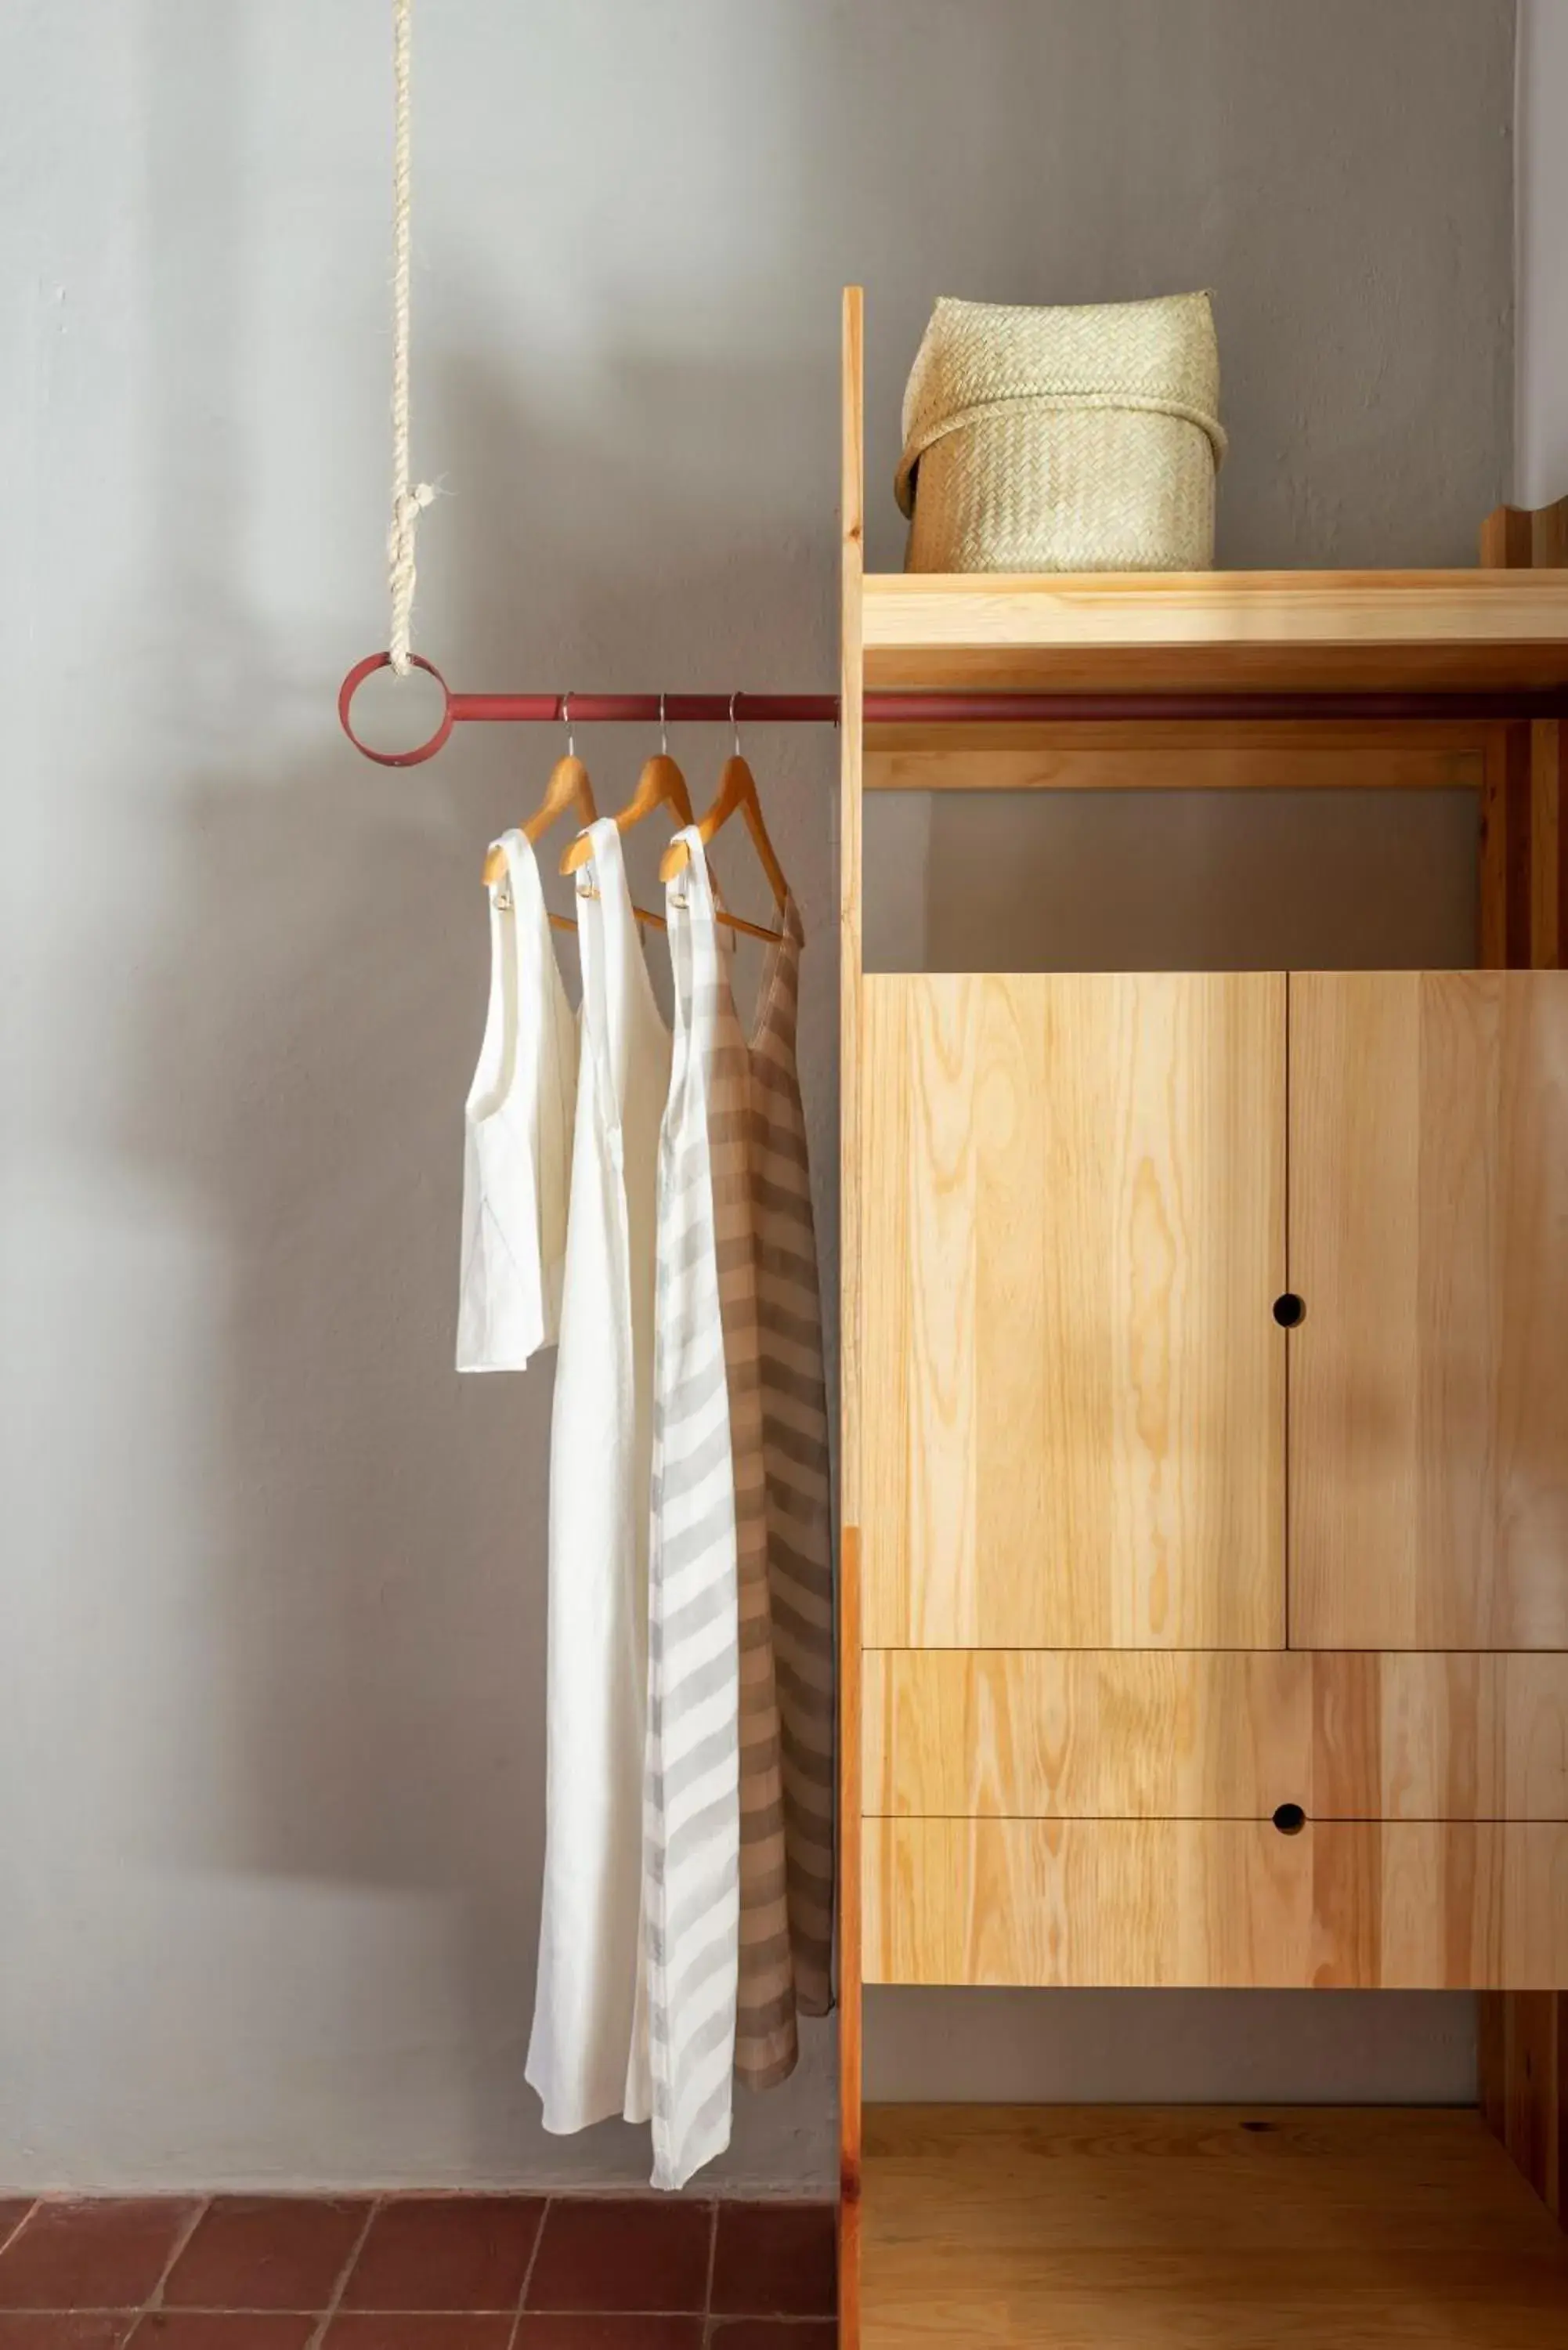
[0,2197,836,2349]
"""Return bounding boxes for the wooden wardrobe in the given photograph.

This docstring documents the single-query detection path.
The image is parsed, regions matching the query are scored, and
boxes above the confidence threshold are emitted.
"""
[836,287,1568,2345]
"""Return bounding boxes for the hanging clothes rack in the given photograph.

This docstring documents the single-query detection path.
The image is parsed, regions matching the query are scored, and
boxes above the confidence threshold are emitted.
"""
[338,653,1568,768]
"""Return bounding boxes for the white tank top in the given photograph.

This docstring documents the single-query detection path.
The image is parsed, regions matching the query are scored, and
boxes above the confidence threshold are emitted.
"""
[456,829,577,1372]
[528,818,672,2137]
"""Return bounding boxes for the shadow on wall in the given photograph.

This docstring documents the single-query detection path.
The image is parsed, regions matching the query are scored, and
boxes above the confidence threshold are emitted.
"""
[865,1988,1479,2105]
[114,343,840,2185]
[107,4,838,2186]
[862,785,1482,973]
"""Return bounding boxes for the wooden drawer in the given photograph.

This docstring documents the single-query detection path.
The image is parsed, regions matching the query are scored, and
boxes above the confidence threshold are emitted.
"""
[863,1817,1568,1988]
[863,1650,1568,1821]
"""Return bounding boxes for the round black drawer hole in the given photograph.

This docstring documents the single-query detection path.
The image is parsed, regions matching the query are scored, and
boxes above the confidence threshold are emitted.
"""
[1273,1802,1307,1835]
[1273,1292,1306,1329]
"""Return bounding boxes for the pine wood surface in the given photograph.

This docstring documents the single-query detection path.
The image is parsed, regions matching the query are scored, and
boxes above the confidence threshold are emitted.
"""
[1482,1989,1568,2229]
[1483,501,1568,573]
[1479,721,1536,967]
[1476,495,1568,2229]
[1527,719,1565,968]
[864,1817,1568,1989]
[863,1650,1568,1823]
[861,2105,1568,2346]
[861,972,1284,1649]
[864,717,1493,795]
[838,283,865,2350]
[1288,970,1568,1651]
[862,569,1568,694]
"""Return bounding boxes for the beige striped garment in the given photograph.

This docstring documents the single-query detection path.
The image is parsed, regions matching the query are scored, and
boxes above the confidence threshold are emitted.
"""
[645,834,795,2195]
[748,897,836,2015]
[713,911,799,2095]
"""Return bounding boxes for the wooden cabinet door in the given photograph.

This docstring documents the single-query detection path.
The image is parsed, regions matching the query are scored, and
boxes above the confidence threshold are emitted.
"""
[1290,971,1568,1649]
[861,974,1286,1647]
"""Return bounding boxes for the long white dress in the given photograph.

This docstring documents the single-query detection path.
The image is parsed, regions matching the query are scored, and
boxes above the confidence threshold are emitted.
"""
[455,829,577,1372]
[526,817,670,2135]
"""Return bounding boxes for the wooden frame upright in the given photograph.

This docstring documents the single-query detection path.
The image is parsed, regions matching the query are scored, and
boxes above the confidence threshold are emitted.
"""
[837,284,865,2350]
[1477,492,1568,2225]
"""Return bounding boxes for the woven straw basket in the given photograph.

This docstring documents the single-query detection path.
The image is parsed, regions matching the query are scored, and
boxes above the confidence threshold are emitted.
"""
[897,291,1226,573]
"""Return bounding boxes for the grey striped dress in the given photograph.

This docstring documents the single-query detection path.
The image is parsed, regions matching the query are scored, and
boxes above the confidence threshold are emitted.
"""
[644,833,794,2191]
[748,898,836,2016]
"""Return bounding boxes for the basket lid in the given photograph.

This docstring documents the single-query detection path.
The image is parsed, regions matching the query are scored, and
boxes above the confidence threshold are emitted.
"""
[896,290,1227,517]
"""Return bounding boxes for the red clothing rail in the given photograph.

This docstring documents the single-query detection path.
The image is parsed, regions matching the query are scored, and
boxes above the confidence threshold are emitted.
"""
[338,653,1568,768]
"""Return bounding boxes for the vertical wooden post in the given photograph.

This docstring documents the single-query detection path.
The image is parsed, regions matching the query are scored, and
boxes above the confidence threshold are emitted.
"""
[1480,497,1568,970]
[1478,718,1534,968]
[837,285,866,2350]
[1477,494,1568,2226]
[1532,720,1565,969]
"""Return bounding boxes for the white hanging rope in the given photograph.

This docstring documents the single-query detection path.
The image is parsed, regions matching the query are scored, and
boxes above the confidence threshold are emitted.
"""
[388,0,435,674]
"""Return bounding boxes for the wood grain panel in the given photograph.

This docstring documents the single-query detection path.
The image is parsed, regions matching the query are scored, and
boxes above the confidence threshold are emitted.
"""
[1483,1990,1568,2227]
[863,1817,1568,1988]
[838,284,865,2350]
[1481,497,1568,980]
[863,1650,1300,1819]
[1479,724,1534,968]
[1289,970,1568,1650]
[840,285,865,1536]
[1310,1651,1568,1822]
[861,974,1285,1648]
[1530,718,1566,970]
[861,568,1568,693]
[1483,497,1568,573]
[864,718,1489,795]
[862,1650,1568,1821]
[1479,497,1568,2234]
[861,2106,1568,2348]
[840,1540,865,2326]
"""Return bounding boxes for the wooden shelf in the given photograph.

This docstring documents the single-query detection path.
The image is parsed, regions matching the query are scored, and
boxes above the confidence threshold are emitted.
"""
[861,2104,1568,2347]
[862,569,1568,693]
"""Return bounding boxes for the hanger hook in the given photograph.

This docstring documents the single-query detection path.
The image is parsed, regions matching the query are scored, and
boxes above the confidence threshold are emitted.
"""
[729,690,741,757]
[659,690,668,757]
[562,689,574,758]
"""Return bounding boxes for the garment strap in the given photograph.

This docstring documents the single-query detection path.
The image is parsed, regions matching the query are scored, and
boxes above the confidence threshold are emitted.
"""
[467,828,528,1114]
[497,826,546,931]
[661,827,696,1079]
[667,826,729,1006]
[575,816,631,1147]
[498,828,560,1029]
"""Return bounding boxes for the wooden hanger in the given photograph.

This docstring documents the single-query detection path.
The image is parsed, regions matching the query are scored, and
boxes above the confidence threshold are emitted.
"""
[481,754,597,885]
[565,746,779,942]
[556,744,691,937]
[560,705,783,945]
[660,753,789,913]
[524,751,597,847]
[560,752,694,874]
[482,752,598,932]
[659,703,791,946]
[482,724,663,931]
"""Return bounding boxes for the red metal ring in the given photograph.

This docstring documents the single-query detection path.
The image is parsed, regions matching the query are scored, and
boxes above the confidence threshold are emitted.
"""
[338,650,454,767]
